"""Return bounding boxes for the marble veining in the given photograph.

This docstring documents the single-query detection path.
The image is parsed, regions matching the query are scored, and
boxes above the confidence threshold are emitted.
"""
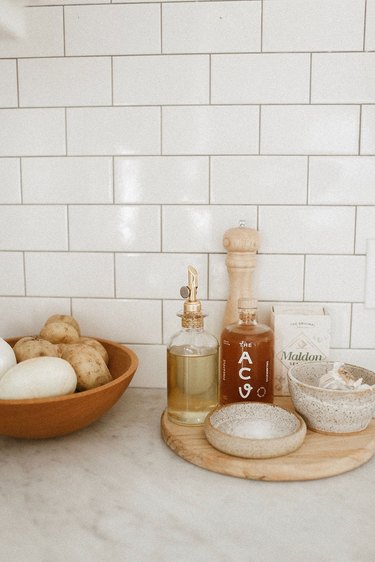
[1,388,374,562]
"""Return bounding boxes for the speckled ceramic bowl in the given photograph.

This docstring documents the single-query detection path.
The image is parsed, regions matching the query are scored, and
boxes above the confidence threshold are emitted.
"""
[288,362,375,434]
[204,402,306,459]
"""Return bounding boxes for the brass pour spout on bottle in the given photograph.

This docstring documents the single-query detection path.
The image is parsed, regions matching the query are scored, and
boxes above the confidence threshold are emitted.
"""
[166,266,218,426]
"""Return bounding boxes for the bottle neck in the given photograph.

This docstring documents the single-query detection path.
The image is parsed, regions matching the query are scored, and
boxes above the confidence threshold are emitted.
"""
[238,310,257,325]
[181,312,204,330]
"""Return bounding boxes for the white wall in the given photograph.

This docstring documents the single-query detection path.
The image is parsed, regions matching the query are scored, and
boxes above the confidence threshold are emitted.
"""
[0,0,375,387]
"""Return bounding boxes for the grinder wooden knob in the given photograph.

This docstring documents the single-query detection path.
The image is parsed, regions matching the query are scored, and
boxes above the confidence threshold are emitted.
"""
[222,224,258,328]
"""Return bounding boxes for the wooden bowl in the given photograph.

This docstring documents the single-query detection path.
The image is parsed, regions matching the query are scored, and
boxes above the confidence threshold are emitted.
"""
[0,337,138,439]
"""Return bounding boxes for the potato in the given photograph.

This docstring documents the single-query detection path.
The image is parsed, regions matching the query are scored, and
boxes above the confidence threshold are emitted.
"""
[61,344,112,391]
[40,322,80,345]
[13,336,60,362]
[79,337,109,365]
[45,314,81,336]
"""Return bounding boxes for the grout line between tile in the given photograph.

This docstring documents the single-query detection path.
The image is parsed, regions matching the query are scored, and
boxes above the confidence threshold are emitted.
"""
[260,0,264,53]
[363,0,368,51]
[160,3,163,54]
[62,6,66,58]
[15,59,20,107]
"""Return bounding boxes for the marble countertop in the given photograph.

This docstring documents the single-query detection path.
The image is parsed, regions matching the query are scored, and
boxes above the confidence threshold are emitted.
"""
[1,388,374,562]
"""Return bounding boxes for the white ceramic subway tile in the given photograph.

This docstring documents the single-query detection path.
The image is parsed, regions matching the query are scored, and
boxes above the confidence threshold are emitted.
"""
[65,4,160,56]
[0,7,63,58]
[0,159,21,203]
[162,205,257,252]
[113,55,209,106]
[67,108,160,156]
[25,253,114,298]
[0,206,67,251]
[209,254,304,302]
[72,298,162,344]
[309,157,375,205]
[263,0,364,52]
[22,157,113,204]
[163,299,225,344]
[114,156,209,204]
[305,256,366,302]
[116,254,207,299]
[162,1,261,54]
[69,205,160,252]
[127,345,166,389]
[211,156,307,204]
[211,54,310,104]
[351,304,375,348]
[163,106,259,155]
[0,297,71,338]
[33,1,108,5]
[0,253,24,296]
[355,207,375,253]
[330,349,375,370]
[0,61,17,107]
[0,109,65,157]
[361,106,375,154]
[311,54,375,103]
[261,105,359,155]
[259,206,355,254]
[366,0,375,50]
[18,57,112,107]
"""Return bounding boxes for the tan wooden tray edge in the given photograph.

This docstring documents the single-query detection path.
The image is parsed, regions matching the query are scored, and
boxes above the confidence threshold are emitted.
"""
[160,397,375,482]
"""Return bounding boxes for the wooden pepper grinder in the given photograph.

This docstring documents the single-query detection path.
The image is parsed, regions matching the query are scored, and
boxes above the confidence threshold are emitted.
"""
[222,222,258,329]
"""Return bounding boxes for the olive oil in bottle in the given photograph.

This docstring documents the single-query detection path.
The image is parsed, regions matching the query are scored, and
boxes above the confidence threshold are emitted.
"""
[167,266,218,425]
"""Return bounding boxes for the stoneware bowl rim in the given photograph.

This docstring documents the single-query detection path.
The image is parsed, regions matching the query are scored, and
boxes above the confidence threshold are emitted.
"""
[288,361,375,395]
[2,336,138,406]
[205,402,306,443]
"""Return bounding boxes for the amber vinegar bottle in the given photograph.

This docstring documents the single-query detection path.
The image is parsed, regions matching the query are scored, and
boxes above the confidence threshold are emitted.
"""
[220,299,274,405]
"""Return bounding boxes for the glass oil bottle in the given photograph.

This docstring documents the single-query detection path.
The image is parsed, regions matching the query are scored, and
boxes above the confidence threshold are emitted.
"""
[220,299,274,405]
[167,266,218,425]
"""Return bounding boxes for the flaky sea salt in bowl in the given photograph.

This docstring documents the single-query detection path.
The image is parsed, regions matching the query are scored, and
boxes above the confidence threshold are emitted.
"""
[204,402,306,459]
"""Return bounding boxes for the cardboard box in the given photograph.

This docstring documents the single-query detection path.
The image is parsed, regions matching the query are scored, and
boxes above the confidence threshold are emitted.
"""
[270,305,331,396]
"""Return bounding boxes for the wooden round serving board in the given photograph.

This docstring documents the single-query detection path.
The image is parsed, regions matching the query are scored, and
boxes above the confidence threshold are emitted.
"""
[160,397,375,481]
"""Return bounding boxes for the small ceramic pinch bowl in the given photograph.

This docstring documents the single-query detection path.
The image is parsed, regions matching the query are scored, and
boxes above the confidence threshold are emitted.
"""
[204,402,306,459]
[288,362,375,434]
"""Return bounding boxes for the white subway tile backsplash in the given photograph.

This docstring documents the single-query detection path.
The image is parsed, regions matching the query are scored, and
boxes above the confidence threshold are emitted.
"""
[25,252,114,298]
[72,298,162,344]
[114,156,209,204]
[162,1,261,54]
[355,207,375,253]
[261,105,360,155]
[0,253,24,296]
[162,205,257,252]
[0,206,67,251]
[67,107,160,156]
[330,349,375,370]
[211,156,307,204]
[128,345,166,389]
[0,7,63,58]
[309,157,375,205]
[18,57,112,107]
[0,61,17,107]
[305,256,366,302]
[311,54,375,103]
[113,55,209,106]
[0,109,65,156]
[163,106,259,155]
[263,0,364,52]
[115,253,207,299]
[209,254,304,302]
[360,105,375,154]
[211,54,310,104]
[258,206,355,254]
[22,157,113,204]
[65,4,160,56]
[0,297,71,338]
[69,205,160,252]
[351,304,375,348]
[366,0,375,50]
[0,159,21,203]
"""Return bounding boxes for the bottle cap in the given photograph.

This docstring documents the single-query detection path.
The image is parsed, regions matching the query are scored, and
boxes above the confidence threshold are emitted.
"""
[238,298,258,310]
